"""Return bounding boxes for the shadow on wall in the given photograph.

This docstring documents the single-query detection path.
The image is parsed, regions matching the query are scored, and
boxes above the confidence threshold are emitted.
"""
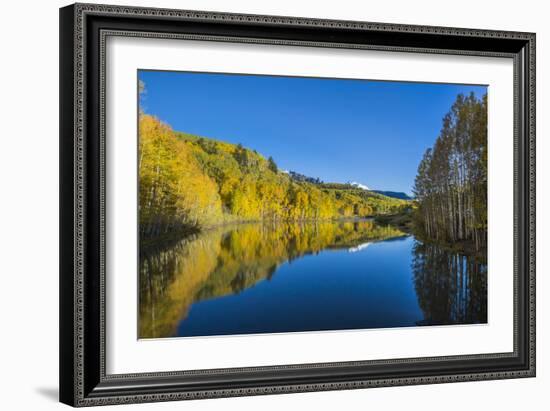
[35,387,58,402]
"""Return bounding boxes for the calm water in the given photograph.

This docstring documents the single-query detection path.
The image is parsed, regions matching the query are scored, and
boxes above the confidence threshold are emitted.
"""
[139,220,487,339]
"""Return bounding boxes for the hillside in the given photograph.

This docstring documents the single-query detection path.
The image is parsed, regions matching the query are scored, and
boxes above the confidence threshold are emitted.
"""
[139,114,409,240]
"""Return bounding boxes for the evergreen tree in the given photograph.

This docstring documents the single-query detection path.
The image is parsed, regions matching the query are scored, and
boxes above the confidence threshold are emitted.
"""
[267,156,278,173]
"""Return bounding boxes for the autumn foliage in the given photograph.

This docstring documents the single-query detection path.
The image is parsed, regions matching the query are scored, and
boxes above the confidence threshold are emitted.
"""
[139,114,408,240]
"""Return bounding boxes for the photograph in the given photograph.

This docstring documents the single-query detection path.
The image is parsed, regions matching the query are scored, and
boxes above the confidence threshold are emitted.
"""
[137,70,488,339]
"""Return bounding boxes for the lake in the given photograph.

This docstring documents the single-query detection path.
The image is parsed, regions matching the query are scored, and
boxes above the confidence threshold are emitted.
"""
[139,219,487,339]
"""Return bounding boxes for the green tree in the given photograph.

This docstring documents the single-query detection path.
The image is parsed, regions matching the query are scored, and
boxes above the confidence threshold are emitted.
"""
[267,156,278,173]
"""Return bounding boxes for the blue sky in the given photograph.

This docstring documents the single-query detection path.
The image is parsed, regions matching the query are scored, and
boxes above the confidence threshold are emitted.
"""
[138,70,486,195]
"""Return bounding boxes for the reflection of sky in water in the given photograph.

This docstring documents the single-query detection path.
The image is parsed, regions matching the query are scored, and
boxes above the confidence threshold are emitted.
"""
[348,242,371,253]
[139,220,487,339]
[178,236,424,337]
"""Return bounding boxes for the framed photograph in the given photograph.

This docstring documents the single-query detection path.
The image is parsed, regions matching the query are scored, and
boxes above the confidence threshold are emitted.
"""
[59,3,536,407]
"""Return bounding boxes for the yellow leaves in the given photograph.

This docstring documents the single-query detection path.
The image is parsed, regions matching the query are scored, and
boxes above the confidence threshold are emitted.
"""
[139,115,223,237]
[140,115,409,239]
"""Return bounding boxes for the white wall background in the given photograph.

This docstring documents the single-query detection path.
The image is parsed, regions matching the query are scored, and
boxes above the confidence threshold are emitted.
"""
[0,0,546,409]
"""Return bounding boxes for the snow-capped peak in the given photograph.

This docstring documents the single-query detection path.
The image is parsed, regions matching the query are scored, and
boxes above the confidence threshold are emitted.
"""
[350,181,370,191]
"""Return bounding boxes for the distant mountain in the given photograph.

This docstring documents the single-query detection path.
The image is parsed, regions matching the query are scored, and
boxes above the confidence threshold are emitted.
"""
[371,190,413,200]
[350,181,370,190]
[348,181,412,201]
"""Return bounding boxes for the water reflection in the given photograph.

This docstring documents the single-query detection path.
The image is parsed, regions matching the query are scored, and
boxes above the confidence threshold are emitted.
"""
[139,220,487,339]
[139,219,405,338]
[411,241,487,325]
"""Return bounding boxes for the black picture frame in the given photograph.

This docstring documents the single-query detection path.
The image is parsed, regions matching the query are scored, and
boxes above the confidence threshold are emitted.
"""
[59,3,536,407]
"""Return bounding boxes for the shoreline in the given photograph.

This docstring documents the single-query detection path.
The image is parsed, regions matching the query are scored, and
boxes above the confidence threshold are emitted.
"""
[141,215,386,248]
[375,212,487,261]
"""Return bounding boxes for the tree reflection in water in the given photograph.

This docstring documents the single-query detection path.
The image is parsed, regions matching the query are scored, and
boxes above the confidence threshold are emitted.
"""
[139,219,405,338]
[411,240,487,326]
[139,219,488,339]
